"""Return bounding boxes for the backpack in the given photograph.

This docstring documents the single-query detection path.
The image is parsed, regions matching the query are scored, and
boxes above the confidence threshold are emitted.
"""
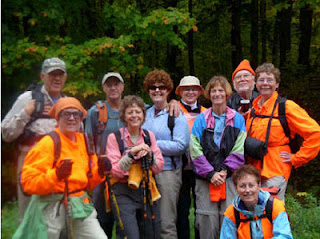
[234,197,274,228]
[250,96,302,153]
[48,131,94,178]
[167,114,176,168]
[95,101,108,134]
[114,129,151,156]
[16,83,52,145]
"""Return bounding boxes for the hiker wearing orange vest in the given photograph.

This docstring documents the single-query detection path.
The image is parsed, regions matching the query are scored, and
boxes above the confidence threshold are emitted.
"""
[245,63,320,201]
[14,97,109,239]
[175,76,206,239]
[221,165,292,239]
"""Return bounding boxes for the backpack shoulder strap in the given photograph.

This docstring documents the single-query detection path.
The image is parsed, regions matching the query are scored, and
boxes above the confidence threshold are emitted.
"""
[142,129,151,146]
[167,114,175,138]
[96,101,108,133]
[266,197,274,223]
[278,97,290,138]
[48,131,61,168]
[115,130,125,156]
[234,207,241,229]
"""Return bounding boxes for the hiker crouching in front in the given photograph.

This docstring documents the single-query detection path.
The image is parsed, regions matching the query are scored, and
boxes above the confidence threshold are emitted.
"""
[106,95,164,239]
[13,97,110,239]
[220,165,293,239]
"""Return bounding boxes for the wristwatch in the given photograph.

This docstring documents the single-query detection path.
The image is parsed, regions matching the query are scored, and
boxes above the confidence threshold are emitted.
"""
[127,151,134,160]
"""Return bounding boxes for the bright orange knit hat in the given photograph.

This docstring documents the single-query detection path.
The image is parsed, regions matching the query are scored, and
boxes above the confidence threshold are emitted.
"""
[232,59,255,82]
[49,97,87,120]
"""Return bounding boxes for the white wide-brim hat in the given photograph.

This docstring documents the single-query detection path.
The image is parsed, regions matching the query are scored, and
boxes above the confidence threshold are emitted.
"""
[175,76,204,95]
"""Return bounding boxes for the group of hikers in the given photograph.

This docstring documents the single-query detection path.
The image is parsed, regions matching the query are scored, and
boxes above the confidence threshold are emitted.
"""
[2,57,320,239]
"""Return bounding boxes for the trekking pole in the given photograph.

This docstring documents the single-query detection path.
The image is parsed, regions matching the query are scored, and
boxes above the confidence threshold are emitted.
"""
[141,157,148,239]
[63,159,74,239]
[104,168,127,239]
[144,156,156,239]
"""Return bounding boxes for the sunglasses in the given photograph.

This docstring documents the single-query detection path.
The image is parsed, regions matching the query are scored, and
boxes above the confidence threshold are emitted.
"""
[59,111,83,120]
[149,85,167,91]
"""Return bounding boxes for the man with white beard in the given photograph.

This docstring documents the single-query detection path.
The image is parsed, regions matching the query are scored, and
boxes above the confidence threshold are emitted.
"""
[227,59,259,117]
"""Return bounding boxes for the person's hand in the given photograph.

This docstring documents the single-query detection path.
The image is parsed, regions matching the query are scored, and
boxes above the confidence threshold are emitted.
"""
[130,143,152,159]
[280,151,292,163]
[210,171,226,186]
[24,99,36,116]
[56,159,73,181]
[98,155,112,177]
[167,99,182,117]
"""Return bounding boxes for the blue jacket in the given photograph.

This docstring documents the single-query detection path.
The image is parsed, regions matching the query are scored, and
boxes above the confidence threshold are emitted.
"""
[143,106,190,170]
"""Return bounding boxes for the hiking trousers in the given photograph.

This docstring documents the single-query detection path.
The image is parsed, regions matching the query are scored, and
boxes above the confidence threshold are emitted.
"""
[156,167,182,239]
[195,178,236,239]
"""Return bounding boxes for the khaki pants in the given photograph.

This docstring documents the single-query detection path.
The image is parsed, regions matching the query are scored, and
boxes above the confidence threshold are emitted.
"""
[17,146,31,223]
[156,168,182,239]
[195,178,237,239]
[262,176,287,201]
[43,201,107,239]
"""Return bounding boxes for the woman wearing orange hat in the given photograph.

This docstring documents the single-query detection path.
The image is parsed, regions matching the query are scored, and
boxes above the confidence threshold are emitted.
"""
[245,63,320,201]
[14,97,110,239]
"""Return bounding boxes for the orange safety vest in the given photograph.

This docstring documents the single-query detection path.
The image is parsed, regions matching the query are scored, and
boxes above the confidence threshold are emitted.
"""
[179,101,206,132]
[224,197,286,239]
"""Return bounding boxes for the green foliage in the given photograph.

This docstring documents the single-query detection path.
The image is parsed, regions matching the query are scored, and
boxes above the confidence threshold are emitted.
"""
[286,193,320,238]
[1,0,195,108]
[1,201,19,239]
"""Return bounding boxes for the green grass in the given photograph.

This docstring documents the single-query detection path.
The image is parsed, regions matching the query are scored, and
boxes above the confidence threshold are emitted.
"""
[2,193,320,238]
[1,201,19,239]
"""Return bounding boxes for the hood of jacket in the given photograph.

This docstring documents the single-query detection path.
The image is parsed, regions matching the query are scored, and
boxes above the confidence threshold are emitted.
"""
[232,189,271,218]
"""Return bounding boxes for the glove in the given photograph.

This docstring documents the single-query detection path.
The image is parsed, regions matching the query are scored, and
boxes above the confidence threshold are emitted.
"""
[56,159,73,181]
[98,156,112,177]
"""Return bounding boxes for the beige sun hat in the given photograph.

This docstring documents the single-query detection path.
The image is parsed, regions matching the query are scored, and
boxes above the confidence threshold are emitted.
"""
[175,76,204,95]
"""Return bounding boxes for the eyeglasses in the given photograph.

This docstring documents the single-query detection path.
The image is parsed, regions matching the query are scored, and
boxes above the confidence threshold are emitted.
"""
[59,111,83,120]
[182,87,199,92]
[149,85,167,91]
[256,78,275,84]
[234,74,252,82]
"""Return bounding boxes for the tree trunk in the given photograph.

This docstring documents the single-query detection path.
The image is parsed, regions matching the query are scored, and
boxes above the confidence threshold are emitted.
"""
[250,0,259,69]
[272,0,281,65]
[188,0,195,75]
[231,0,243,69]
[279,0,293,67]
[260,0,267,63]
[298,3,313,66]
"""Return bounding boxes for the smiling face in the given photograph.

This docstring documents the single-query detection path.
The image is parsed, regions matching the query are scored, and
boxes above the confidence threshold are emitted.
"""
[236,174,261,209]
[103,77,124,102]
[41,70,67,98]
[148,83,170,107]
[58,108,82,135]
[256,72,279,100]
[180,86,202,105]
[124,103,145,130]
[233,70,255,94]
[210,84,227,107]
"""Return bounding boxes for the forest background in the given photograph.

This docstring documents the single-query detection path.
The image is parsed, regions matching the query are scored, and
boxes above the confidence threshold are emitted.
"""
[1,0,320,209]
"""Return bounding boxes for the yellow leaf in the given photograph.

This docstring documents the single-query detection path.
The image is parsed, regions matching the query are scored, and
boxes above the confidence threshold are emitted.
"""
[137,65,144,70]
